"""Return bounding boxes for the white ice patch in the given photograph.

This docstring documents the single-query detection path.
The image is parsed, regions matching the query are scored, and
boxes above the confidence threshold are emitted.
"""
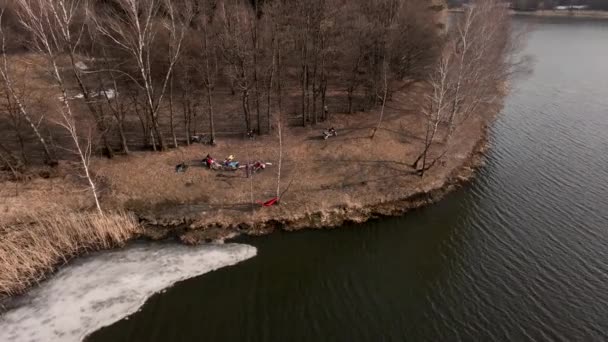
[0,243,256,342]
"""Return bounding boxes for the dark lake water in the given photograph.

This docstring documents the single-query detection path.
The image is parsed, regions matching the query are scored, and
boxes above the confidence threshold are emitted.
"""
[89,17,608,341]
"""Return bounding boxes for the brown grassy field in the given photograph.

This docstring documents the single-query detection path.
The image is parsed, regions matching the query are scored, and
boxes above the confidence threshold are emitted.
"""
[91,82,492,229]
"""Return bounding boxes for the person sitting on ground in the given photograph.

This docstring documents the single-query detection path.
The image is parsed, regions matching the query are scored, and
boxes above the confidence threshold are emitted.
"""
[175,162,188,173]
[225,155,235,166]
[205,154,214,168]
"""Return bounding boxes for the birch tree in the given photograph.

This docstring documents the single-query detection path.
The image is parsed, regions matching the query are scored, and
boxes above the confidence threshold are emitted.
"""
[412,0,527,175]
[0,9,54,165]
[40,0,117,158]
[12,0,102,213]
[218,0,255,132]
[412,52,451,176]
[194,5,220,143]
[92,0,193,151]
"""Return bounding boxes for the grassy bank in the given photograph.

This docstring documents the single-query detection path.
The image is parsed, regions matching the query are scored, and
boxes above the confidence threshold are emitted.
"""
[0,212,141,298]
[512,9,608,19]
[0,80,502,301]
[449,8,608,20]
[0,81,501,298]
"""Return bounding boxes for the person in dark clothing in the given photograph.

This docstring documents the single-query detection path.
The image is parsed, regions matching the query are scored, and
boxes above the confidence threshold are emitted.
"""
[175,162,188,173]
[205,154,215,168]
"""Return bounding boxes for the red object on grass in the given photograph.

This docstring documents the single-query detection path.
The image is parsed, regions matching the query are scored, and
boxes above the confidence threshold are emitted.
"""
[259,197,278,207]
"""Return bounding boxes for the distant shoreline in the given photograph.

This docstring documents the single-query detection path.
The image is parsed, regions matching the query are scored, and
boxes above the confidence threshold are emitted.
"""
[449,8,608,20]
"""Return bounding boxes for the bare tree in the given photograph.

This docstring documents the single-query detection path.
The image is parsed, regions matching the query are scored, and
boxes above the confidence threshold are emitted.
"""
[97,45,130,154]
[193,4,220,143]
[389,0,442,81]
[266,2,284,200]
[251,0,262,134]
[444,0,526,137]
[412,52,451,176]
[0,140,20,179]
[0,9,54,164]
[412,0,527,176]
[275,38,283,201]
[218,0,255,133]
[92,0,193,151]
[12,0,102,212]
[336,0,382,115]
[263,0,287,132]
[0,59,31,164]
[371,58,388,139]
[40,0,117,158]
[291,0,330,126]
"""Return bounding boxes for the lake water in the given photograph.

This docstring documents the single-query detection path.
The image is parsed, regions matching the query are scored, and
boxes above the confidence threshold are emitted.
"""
[86,17,608,341]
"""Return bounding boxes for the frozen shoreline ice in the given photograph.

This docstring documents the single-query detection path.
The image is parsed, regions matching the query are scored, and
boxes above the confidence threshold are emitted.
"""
[0,243,256,342]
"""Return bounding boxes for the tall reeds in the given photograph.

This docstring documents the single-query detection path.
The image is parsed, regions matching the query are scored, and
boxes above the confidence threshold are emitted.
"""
[0,211,141,297]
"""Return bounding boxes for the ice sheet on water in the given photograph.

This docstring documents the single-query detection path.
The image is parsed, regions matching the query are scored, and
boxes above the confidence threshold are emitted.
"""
[0,243,256,342]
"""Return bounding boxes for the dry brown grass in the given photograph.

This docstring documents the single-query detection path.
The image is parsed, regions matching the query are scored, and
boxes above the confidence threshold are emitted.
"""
[0,211,141,297]
[0,164,95,227]
[90,83,492,230]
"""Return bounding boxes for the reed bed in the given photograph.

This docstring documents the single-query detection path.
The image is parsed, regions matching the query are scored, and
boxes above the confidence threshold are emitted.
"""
[0,211,141,298]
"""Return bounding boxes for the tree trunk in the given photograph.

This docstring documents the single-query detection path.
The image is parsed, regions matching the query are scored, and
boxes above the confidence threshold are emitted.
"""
[202,24,215,141]
[301,62,307,126]
[0,145,19,179]
[100,51,129,154]
[206,85,215,142]
[252,6,261,134]
[276,37,283,200]
[414,115,441,176]
[149,113,164,151]
[6,94,29,164]
[320,48,327,121]
[0,75,54,163]
[150,129,157,152]
[49,51,103,214]
[191,103,198,139]
[347,88,354,114]
[230,78,236,95]
[266,61,274,134]
[133,96,150,148]
[300,38,308,126]
[242,89,251,132]
[371,59,388,139]
[182,92,191,145]
[68,53,114,159]
[311,57,319,125]
[15,126,28,165]
[116,118,129,154]
[169,75,178,148]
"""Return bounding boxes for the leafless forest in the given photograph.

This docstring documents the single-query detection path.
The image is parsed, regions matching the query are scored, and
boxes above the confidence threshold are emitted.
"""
[0,0,525,296]
[0,0,442,161]
[0,0,525,207]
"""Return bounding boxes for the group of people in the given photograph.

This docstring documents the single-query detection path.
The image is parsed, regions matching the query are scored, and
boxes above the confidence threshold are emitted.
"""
[205,154,238,169]
[204,154,268,176]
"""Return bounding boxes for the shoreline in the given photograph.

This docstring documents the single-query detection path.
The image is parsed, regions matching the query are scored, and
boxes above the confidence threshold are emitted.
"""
[449,8,608,20]
[1,82,501,303]
[1,129,490,310]
[138,128,490,245]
